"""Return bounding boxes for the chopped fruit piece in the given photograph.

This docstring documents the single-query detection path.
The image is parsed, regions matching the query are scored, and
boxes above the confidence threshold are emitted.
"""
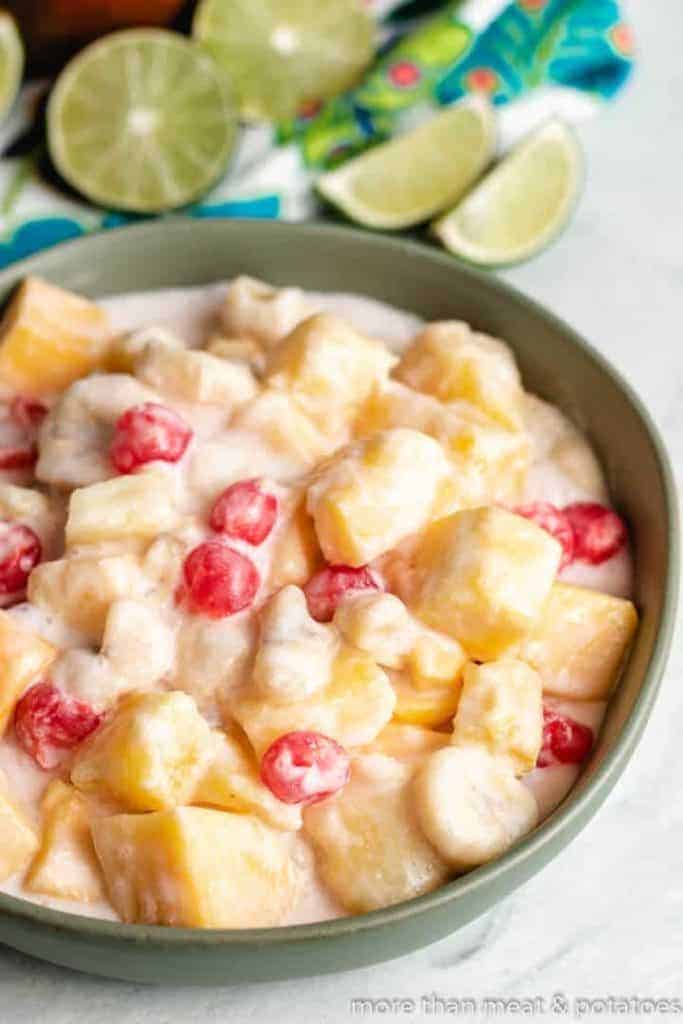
[105,325,184,374]
[180,540,260,618]
[519,582,638,700]
[392,672,462,728]
[0,277,109,395]
[71,691,212,812]
[414,746,538,870]
[234,646,396,758]
[0,445,37,470]
[110,402,193,474]
[304,755,449,913]
[206,335,266,376]
[10,396,47,430]
[174,615,255,713]
[266,499,322,594]
[15,681,102,770]
[265,314,396,430]
[514,501,575,569]
[304,564,379,623]
[0,770,38,883]
[0,522,41,602]
[102,599,175,691]
[395,321,523,429]
[221,276,313,348]
[0,483,51,525]
[413,507,562,660]
[537,705,594,768]
[333,591,414,668]
[66,470,181,545]
[408,630,467,690]
[92,807,298,927]
[307,428,452,567]
[29,553,144,644]
[452,660,543,775]
[253,586,338,703]
[0,611,56,735]
[261,731,351,806]
[563,501,628,564]
[193,731,302,831]
[233,388,339,467]
[135,343,257,407]
[366,723,450,763]
[25,781,105,902]
[210,478,278,545]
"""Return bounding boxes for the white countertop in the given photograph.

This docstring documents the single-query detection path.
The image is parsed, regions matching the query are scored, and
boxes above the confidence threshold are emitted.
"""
[1,1,680,1019]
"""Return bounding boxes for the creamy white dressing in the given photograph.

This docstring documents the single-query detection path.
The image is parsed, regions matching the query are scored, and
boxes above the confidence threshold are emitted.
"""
[0,282,633,927]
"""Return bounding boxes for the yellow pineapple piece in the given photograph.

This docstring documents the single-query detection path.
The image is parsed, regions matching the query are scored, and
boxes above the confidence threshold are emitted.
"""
[233,646,396,758]
[135,342,257,407]
[71,691,213,812]
[365,722,450,762]
[65,469,181,546]
[0,770,38,883]
[452,660,543,775]
[408,629,467,690]
[357,383,528,506]
[304,755,449,913]
[0,611,56,736]
[25,781,105,902]
[395,321,523,429]
[333,591,415,669]
[306,428,452,567]
[412,507,562,660]
[0,277,109,394]
[221,275,313,348]
[391,671,462,729]
[265,498,322,594]
[193,731,302,831]
[233,388,339,467]
[91,806,298,927]
[266,313,396,429]
[105,325,184,374]
[28,552,145,644]
[518,582,638,700]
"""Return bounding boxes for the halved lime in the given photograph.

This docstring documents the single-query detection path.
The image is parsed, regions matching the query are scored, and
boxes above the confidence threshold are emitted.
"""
[47,29,237,214]
[316,97,496,230]
[433,120,583,267]
[193,0,375,122]
[0,10,24,124]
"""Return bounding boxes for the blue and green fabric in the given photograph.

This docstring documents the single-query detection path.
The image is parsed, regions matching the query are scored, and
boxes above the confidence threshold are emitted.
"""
[0,0,635,268]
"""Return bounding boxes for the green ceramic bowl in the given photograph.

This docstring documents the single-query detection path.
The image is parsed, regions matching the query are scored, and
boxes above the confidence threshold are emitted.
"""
[0,220,677,984]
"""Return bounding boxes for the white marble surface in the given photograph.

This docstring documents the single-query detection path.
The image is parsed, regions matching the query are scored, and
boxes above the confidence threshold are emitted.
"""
[1,1,681,1019]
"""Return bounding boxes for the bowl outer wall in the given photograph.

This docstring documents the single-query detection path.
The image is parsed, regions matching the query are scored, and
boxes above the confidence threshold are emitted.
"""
[0,219,677,984]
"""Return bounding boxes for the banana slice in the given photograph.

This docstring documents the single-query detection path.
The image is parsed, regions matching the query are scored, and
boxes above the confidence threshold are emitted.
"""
[414,746,538,871]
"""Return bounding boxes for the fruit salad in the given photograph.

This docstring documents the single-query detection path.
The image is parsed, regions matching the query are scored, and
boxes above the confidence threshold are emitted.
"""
[0,275,638,928]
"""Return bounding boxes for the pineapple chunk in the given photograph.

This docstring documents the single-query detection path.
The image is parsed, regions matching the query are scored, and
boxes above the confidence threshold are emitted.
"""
[518,583,638,700]
[105,325,183,374]
[333,591,415,669]
[391,671,462,729]
[174,614,255,712]
[412,507,562,660]
[0,276,109,394]
[265,314,396,429]
[28,552,145,644]
[265,499,322,594]
[0,611,56,735]
[71,691,213,812]
[357,383,528,507]
[135,342,257,407]
[233,389,339,467]
[66,469,181,546]
[306,428,452,567]
[101,600,175,690]
[452,660,543,775]
[92,807,298,927]
[304,755,449,913]
[221,275,313,347]
[395,321,523,429]
[408,629,467,689]
[365,722,450,763]
[233,646,396,758]
[25,781,105,902]
[253,585,338,703]
[193,731,302,831]
[0,770,38,882]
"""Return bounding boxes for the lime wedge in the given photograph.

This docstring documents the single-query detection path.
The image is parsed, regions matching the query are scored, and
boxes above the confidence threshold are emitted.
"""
[193,0,375,122]
[47,29,237,214]
[316,97,496,230]
[0,10,24,124]
[433,120,583,267]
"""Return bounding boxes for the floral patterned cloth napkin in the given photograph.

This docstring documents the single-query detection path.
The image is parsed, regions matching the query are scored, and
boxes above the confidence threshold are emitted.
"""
[0,0,634,269]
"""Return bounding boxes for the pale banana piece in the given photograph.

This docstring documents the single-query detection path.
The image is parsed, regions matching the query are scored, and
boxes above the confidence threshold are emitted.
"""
[221,275,314,348]
[173,613,256,713]
[50,649,129,711]
[101,599,175,691]
[105,325,184,374]
[333,590,415,669]
[414,746,538,871]
[134,342,257,407]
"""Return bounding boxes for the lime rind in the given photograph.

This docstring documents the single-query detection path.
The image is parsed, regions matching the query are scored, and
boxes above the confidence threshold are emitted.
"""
[316,96,497,231]
[47,29,237,214]
[0,11,24,125]
[432,119,583,268]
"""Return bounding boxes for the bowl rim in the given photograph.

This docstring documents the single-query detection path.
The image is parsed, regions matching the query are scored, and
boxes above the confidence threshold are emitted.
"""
[0,218,678,946]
